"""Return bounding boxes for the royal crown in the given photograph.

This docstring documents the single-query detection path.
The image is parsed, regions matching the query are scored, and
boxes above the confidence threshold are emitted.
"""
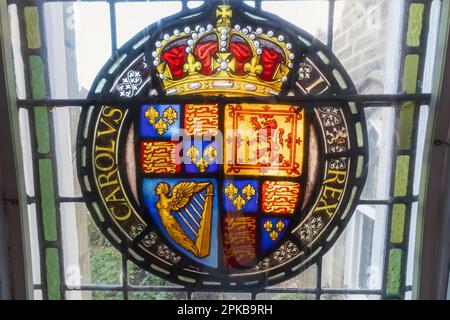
[152,4,294,96]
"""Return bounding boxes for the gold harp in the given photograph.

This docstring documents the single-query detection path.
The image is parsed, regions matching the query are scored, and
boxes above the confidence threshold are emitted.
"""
[193,184,214,257]
[157,182,214,258]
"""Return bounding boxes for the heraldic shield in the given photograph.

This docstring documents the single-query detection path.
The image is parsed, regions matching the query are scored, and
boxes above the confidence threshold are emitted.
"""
[136,102,305,269]
[134,3,307,270]
[79,0,368,288]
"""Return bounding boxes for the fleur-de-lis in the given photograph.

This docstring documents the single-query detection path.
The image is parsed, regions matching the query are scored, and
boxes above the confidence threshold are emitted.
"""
[203,146,217,162]
[264,219,285,241]
[186,145,217,173]
[270,230,279,241]
[144,105,178,135]
[154,118,168,135]
[163,106,178,125]
[187,146,200,162]
[264,220,273,232]
[242,184,256,200]
[224,183,238,200]
[183,53,202,75]
[225,182,257,212]
[196,157,209,173]
[233,195,246,211]
[145,106,159,125]
[244,56,263,76]
[276,220,285,232]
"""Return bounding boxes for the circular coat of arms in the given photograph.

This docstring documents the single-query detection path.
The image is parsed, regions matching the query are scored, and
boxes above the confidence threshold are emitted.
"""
[77,0,368,289]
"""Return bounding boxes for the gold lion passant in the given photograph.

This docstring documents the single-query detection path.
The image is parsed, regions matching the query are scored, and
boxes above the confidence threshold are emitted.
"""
[155,182,214,258]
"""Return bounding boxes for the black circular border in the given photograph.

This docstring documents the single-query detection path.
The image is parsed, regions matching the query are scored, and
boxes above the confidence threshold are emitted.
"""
[76,0,368,290]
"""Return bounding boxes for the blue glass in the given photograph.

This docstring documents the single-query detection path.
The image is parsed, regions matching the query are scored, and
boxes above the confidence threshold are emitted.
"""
[142,178,219,268]
[260,218,290,253]
[140,104,181,138]
[223,180,259,213]
[184,141,219,173]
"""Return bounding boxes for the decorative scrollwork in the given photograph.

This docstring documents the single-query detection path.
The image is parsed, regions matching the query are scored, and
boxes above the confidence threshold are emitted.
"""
[117,70,143,97]
[329,158,347,170]
[298,216,324,243]
[157,244,181,264]
[298,62,313,81]
[251,241,300,271]
[318,107,341,127]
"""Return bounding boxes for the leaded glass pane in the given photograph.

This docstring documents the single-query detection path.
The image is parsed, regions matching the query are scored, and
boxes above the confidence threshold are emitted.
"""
[4,0,440,300]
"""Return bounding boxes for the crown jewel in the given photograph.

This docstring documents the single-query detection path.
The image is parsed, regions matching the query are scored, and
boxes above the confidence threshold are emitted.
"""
[152,5,294,96]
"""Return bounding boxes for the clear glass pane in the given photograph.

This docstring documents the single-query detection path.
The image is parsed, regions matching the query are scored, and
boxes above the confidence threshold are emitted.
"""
[128,291,187,300]
[270,264,317,289]
[322,205,387,290]
[262,1,329,44]
[18,108,35,196]
[414,105,429,195]
[191,292,251,300]
[256,293,316,300]
[65,290,123,300]
[127,261,178,287]
[321,294,381,300]
[406,202,418,287]
[115,2,182,48]
[33,290,43,300]
[422,0,441,93]
[53,107,82,197]
[27,204,41,285]
[362,107,395,200]
[8,4,26,99]
[43,2,111,99]
[61,203,122,287]
[333,0,403,94]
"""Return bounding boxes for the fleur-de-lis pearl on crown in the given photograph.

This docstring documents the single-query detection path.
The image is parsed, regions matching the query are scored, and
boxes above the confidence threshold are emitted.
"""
[234,24,240,31]
[164,34,170,41]
[243,29,248,35]
[221,28,227,35]
[249,34,256,40]
[256,48,262,55]
[199,27,205,34]
[278,35,284,41]
[192,33,198,40]
[289,53,295,59]
[207,24,213,31]
[174,29,180,36]
[156,41,162,48]
[187,39,194,46]
[267,30,274,37]
[286,43,292,50]
[256,28,263,35]
[152,51,157,57]
[195,25,200,31]
[184,26,191,33]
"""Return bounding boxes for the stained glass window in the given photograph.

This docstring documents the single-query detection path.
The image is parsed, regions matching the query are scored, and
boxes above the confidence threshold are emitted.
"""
[3,0,442,300]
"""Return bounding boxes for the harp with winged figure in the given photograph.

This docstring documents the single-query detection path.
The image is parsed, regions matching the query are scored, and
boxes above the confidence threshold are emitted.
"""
[155,181,214,258]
